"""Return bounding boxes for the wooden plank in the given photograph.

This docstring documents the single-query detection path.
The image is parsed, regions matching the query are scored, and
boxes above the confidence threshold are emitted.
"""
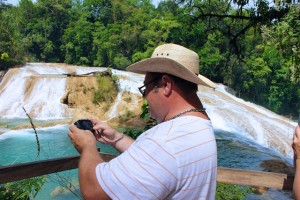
[217,167,294,190]
[0,152,116,184]
[0,153,295,191]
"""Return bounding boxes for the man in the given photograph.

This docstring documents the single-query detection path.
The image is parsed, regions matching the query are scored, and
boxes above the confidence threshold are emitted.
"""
[68,43,217,199]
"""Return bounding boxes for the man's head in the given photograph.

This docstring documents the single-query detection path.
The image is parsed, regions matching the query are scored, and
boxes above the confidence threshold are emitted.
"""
[135,72,202,122]
[138,72,197,98]
[126,43,216,88]
[127,43,214,122]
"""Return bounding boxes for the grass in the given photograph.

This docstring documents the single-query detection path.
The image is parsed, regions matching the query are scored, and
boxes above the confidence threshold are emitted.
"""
[93,74,119,105]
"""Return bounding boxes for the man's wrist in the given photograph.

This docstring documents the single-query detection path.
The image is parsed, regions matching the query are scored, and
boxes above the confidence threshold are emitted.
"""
[112,132,124,143]
[81,143,98,153]
[101,132,124,144]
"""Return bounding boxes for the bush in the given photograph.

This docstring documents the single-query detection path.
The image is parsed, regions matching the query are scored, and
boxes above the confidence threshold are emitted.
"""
[93,73,119,105]
[0,176,46,200]
[113,54,131,70]
[216,183,253,200]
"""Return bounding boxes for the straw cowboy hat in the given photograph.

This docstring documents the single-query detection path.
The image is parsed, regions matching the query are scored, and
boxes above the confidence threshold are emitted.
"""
[126,43,216,88]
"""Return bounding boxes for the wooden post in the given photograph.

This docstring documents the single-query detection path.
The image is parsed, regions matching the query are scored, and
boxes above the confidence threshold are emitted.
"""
[217,167,294,190]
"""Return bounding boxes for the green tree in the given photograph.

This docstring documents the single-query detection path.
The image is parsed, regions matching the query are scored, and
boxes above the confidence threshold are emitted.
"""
[199,32,226,82]
[255,4,300,115]
[0,3,24,69]
[19,0,72,62]
[242,57,272,103]
[62,12,94,65]
[175,0,292,58]
[92,0,158,69]
[261,5,300,83]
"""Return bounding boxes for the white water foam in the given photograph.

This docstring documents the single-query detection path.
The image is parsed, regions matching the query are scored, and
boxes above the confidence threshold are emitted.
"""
[0,65,71,119]
[198,84,296,160]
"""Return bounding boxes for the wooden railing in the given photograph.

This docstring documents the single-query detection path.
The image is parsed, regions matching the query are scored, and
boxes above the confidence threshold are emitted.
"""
[0,152,295,191]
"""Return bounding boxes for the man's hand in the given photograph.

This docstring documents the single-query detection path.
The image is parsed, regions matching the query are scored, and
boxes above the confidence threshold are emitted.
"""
[92,120,123,144]
[293,126,300,158]
[68,125,96,153]
[91,119,135,152]
[68,124,110,200]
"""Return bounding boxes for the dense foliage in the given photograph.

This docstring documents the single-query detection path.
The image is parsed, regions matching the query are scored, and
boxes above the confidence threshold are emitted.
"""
[216,183,253,200]
[0,0,299,117]
[0,176,46,200]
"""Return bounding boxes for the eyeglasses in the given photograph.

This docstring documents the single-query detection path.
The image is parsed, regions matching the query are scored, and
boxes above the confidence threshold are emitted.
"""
[138,77,161,97]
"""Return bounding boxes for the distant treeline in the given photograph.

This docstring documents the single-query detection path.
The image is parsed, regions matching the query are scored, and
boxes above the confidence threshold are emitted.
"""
[0,0,299,117]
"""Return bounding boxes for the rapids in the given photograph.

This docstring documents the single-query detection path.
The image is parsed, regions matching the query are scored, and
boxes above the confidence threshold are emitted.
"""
[0,63,297,162]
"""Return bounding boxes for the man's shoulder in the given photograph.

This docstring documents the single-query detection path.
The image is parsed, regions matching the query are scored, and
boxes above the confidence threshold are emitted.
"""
[136,116,213,142]
[172,116,212,129]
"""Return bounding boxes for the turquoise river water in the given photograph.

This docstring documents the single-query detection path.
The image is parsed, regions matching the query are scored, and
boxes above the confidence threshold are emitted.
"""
[0,118,294,200]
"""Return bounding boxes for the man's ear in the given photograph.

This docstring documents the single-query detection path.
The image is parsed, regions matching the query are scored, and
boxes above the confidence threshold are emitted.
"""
[162,75,172,96]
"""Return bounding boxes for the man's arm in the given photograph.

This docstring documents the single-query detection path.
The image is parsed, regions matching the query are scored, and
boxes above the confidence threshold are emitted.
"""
[68,125,110,200]
[293,126,300,200]
[294,159,300,200]
[78,144,110,200]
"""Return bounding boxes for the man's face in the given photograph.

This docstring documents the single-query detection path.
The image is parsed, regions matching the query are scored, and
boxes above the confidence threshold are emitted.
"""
[142,73,163,121]
[139,73,160,98]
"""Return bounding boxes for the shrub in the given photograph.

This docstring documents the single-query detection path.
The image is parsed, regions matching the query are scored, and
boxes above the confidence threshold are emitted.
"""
[0,176,46,200]
[93,74,118,105]
[216,183,253,200]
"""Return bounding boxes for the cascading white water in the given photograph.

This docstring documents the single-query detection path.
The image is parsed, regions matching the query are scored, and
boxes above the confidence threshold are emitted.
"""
[106,69,145,119]
[198,84,297,161]
[0,63,72,119]
[0,63,297,161]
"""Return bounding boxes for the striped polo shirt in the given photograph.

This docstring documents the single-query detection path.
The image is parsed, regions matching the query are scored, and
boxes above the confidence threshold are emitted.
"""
[96,116,217,200]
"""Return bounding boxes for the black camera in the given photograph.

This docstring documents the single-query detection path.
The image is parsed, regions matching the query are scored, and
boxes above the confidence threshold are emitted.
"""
[74,119,94,133]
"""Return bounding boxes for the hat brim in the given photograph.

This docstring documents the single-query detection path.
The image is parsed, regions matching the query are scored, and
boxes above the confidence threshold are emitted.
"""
[126,57,216,88]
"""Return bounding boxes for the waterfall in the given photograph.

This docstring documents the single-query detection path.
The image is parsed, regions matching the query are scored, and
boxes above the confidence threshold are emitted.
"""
[0,63,72,119]
[106,69,145,119]
[0,63,297,160]
[198,84,297,161]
